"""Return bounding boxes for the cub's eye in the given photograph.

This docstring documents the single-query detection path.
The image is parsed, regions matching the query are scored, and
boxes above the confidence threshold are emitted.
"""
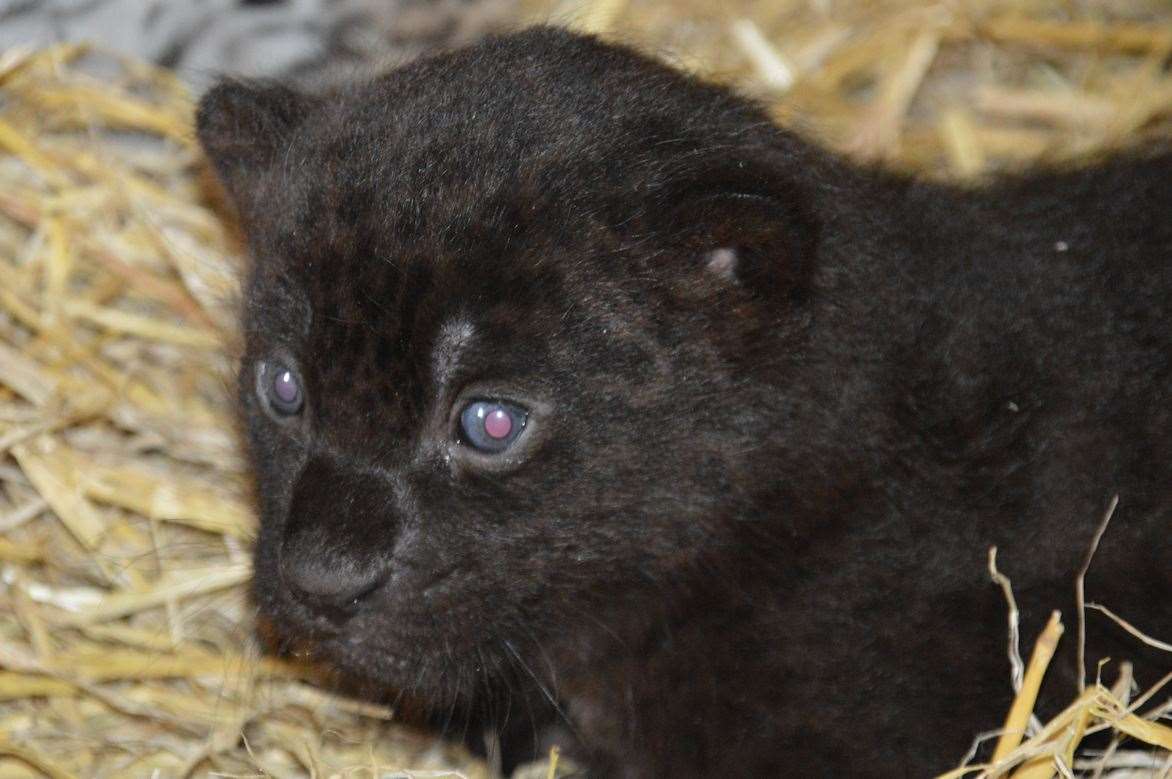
[262,363,304,416]
[459,400,528,453]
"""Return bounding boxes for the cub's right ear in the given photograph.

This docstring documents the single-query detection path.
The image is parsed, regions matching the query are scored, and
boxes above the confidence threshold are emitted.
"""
[196,81,317,214]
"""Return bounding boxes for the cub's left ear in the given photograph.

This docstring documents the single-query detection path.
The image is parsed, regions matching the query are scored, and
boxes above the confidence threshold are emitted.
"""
[196,80,318,215]
[652,156,818,299]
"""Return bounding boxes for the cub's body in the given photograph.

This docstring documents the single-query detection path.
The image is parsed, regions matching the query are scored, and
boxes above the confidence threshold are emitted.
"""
[197,28,1171,776]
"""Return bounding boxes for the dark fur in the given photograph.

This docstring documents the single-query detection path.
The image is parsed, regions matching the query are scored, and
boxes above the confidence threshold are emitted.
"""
[196,28,1172,777]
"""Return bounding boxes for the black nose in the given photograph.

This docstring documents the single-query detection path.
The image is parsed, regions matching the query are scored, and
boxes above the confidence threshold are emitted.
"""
[279,457,396,620]
[280,548,387,615]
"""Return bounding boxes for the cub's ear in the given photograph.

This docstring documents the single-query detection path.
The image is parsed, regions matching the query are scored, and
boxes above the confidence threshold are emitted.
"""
[652,155,818,300]
[196,80,317,212]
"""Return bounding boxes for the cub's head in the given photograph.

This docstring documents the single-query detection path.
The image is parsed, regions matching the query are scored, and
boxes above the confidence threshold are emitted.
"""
[197,27,825,703]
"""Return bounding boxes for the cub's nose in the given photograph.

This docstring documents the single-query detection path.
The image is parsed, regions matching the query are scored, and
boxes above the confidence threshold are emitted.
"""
[280,545,386,615]
[279,457,395,619]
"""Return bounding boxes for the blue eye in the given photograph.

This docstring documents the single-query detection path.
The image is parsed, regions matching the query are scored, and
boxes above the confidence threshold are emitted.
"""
[459,400,528,453]
[264,363,304,416]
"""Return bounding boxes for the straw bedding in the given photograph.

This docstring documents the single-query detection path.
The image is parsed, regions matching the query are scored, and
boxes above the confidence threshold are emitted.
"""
[0,1,1168,776]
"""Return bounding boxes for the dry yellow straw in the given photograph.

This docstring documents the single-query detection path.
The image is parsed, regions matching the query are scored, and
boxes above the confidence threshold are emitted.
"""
[993,611,1065,762]
[0,44,491,776]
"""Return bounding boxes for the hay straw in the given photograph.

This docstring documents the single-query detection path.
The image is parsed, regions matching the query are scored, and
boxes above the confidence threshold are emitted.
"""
[10,437,106,549]
[936,499,1172,778]
[1085,604,1172,655]
[3,1,1170,776]
[973,17,1172,53]
[730,19,796,93]
[1078,496,1119,693]
[994,611,1065,763]
[0,44,489,777]
[526,0,1172,174]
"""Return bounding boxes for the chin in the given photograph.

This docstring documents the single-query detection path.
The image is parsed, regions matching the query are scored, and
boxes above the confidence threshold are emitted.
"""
[266,604,487,703]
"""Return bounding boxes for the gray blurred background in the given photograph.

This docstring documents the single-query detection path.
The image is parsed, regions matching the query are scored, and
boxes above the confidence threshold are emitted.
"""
[0,0,516,90]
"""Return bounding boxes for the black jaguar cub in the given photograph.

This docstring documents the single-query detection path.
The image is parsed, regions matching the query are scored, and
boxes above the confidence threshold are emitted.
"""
[197,27,1171,777]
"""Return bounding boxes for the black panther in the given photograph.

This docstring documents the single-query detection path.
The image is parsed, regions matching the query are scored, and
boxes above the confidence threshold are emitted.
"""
[197,27,1171,776]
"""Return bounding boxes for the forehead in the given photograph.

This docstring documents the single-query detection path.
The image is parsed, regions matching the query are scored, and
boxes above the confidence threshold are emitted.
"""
[245,192,578,441]
[258,26,757,243]
[241,32,716,432]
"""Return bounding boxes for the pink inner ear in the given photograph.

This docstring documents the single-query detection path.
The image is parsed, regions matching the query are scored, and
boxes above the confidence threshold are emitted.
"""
[705,247,739,281]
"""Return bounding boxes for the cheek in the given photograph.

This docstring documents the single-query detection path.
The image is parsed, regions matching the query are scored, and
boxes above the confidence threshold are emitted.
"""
[250,509,292,619]
[244,430,307,533]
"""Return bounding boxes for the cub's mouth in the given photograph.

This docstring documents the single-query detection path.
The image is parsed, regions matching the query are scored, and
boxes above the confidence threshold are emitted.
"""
[257,602,418,684]
[255,558,490,688]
